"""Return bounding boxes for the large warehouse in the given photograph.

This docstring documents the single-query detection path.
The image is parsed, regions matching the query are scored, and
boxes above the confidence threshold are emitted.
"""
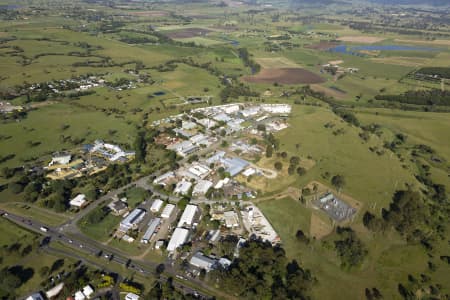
[167,228,189,252]
[177,204,198,228]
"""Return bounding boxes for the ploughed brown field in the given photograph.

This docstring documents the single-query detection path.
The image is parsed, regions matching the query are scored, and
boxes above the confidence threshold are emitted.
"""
[305,41,339,50]
[242,68,325,84]
[165,28,213,39]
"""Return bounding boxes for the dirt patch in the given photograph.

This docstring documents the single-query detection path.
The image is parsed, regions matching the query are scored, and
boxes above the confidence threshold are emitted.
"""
[310,84,347,100]
[310,212,333,240]
[255,57,301,69]
[305,41,339,50]
[242,68,325,85]
[127,11,168,17]
[338,36,385,44]
[165,28,213,39]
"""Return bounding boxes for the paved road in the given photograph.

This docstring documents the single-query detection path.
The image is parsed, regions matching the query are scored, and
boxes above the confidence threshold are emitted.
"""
[1,210,219,299]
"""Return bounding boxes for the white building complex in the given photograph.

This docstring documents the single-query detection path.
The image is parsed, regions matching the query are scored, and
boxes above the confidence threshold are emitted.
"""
[167,227,190,252]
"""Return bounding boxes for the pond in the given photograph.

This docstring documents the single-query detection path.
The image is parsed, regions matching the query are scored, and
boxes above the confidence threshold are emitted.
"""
[329,44,439,55]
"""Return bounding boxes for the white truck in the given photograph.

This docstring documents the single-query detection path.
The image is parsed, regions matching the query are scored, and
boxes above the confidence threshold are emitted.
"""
[40,226,49,233]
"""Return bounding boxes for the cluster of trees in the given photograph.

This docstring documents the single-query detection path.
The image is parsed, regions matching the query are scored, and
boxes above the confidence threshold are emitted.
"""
[0,265,34,298]
[209,239,315,299]
[334,227,368,268]
[333,108,360,126]
[145,277,197,300]
[219,83,259,103]
[363,187,448,250]
[237,47,261,73]
[375,90,450,107]
[415,67,450,79]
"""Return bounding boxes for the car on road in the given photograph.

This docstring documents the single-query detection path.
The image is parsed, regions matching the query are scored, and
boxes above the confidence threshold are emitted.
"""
[68,239,73,243]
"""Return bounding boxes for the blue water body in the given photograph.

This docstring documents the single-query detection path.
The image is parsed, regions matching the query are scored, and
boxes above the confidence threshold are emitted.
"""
[329,44,439,56]
[0,4,21,9]
[220,35,240,46]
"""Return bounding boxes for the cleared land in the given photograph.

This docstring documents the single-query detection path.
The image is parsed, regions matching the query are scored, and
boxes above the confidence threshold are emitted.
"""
[241,68,325,84]
[338,36,386,44]
[255,57,301,68]
[310,84,348,100]
[305,41,339,50]
[165,28,213,39]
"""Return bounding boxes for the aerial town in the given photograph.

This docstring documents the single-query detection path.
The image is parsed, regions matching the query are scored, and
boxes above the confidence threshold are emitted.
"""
[2,0,449,299]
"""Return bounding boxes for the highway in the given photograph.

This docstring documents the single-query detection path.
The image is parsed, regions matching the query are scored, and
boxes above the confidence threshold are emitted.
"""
[0,210,216,299]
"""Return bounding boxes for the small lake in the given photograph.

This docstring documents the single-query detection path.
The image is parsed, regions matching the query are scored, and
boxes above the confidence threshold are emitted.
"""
[329,44,439,55]
[0,5,21,10]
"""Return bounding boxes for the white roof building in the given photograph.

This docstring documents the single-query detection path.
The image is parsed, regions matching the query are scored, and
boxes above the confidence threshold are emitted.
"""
[214,177,230,189]
[212,113,231,122]
[189,252,217,272]
[141,218,161,244]
[242,168,256,177]
[82,285,94,298]
[75,291,86,300]
[224,211,239,228]
[221,104,241,114]
[260,104,291,114]
[182,120,197,130]
[161,204,175,219]
[167,227,189,252]
[153,171,175,186]
[26,293,45,300]
[189,133,210,146]
[150,199,164,213]
[125,293,140,300]
[193,180,213,196]
[119,208,146,232]
[49,153,71,166]
[187,163,211,179]
[177,204,198,228]
[69,194,87,208]
[197,118,217,129]
[240,107,260,118]
[174,180,192,196]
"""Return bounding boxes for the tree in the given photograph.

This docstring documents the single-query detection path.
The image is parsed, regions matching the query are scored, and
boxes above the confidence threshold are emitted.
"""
[296,230,309,244]
[134,131,147,162]
[274,161,283,171]
[331,175,345,190]
[296,167,306,176]
[266,144,273,158]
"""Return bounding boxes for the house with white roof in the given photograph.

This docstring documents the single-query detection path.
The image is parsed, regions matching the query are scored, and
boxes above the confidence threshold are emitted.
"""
[193,180,213,196]
[70,194,88,209]
[174,180,192,196]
